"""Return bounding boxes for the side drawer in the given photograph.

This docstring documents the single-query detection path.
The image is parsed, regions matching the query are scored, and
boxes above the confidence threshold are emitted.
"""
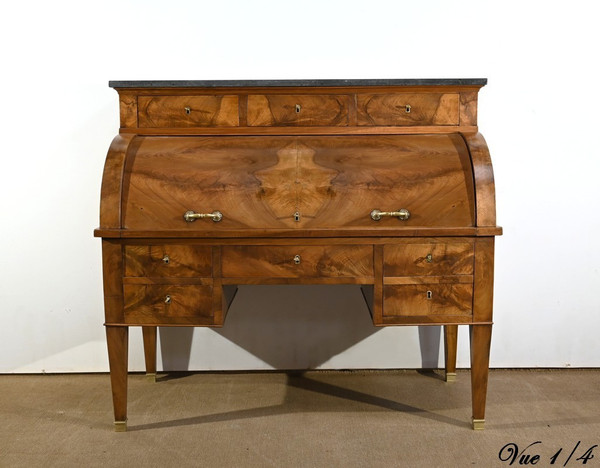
[383,284,473,318]
[123,284,213,324]
[222,245,373,278]
[384,241,474,277]
[357,93,459,126]
[138,95,239,127]
[124,245,212,277]
[247,95,349,126]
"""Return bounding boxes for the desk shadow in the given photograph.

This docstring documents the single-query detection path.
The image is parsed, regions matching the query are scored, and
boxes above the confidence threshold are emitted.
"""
[155,286,448,373]
[129,372,465,431]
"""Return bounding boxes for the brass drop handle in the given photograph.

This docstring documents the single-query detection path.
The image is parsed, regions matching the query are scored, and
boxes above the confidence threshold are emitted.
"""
[370,209,410,221]
[184,210,223,222]
[165,295,172,304]
[293,255,301,265]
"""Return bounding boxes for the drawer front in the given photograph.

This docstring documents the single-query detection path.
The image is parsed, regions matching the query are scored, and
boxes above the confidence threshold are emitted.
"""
[383,284,473,317]
[357,93,459,126]
[124,245,212,277]
[123,284,213,324]
[247,95,349,126]
[384,241,473,277]
[222,245,373,278]
[138,95,239,127]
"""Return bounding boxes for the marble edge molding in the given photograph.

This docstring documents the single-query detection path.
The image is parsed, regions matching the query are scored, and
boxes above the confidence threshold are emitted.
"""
[108,78,487,88]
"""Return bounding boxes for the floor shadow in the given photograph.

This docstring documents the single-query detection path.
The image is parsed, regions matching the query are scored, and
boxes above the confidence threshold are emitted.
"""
[129,372,465,431]
[159,327,194,372]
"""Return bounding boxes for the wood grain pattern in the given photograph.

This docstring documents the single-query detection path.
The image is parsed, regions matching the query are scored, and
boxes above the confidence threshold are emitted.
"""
[463,132,496,227]
[383,284,473,317]
[444,325,458,376]
[100,134,137,229]
[384,241,474,277]
[106,326,128,426]
[357,93,459,126]
[123,284,213,325]
[124,245,212,277]
[138,95,239,127]
[119,92,137,128]
[247,95,349,126]
[470,324,492,424]
[122,134,475,230]
[142,326,157,376]
[472,237,495,323]
[459,92,478,126]
[102,239,124,323]
[222,245,373,278]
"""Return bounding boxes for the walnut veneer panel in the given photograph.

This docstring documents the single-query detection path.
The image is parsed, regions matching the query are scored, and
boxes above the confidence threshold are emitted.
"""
[384,240,474,277]
[125,245,212,277]
[222,245,373,278]
[123,284,213,324]
[357,93,459,126]
[138,95,239,127]
[247,95,349,126]
[383,284,473,318]
[122,134,474,230]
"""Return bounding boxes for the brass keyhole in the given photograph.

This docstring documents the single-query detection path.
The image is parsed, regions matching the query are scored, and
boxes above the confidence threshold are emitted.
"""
[163,254,170,264]
[165,295,172,304]
[405,105,411,113]
[426,291,432,300]
[293,255,301,265]
[295,104,301,113]
[293,211,301,222]
[425,253,432,263]
[184,107,191,115]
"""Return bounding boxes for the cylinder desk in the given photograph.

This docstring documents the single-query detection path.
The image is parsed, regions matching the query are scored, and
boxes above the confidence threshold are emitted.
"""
[94,79,501,431]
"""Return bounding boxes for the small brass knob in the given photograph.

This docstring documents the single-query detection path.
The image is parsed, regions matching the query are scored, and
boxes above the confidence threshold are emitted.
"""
[293,255,301,265]
[165,295,172,304]
[163,254,170,264]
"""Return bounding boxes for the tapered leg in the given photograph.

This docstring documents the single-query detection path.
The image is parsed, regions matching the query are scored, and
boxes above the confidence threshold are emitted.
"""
[106,326,129,432]
[142,326,157,382]
[470,324,492,430]
[444,325,458,382]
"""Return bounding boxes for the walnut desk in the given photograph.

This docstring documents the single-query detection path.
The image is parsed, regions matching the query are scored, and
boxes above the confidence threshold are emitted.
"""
[94,79,501,431]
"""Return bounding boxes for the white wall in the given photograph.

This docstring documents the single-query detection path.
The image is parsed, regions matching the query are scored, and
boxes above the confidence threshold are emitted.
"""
[1,1,598,373]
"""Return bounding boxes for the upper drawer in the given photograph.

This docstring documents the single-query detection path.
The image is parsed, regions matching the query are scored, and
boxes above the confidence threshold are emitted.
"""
[124,245,212,277]
[138,95,239,127]
[384,241,474,276]
[247,95,349,126]
[357,93,459,126]
[222,245,373,278]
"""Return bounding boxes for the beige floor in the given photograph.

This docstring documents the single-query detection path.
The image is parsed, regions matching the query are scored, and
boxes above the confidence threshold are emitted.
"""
[1,369,599,467]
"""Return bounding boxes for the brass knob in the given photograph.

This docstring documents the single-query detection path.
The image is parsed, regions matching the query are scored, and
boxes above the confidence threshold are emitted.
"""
[165,295,171,304]
[184,210,223,222]
[293,255,301,265]
[163,254,170,264]
[370,209,410,221]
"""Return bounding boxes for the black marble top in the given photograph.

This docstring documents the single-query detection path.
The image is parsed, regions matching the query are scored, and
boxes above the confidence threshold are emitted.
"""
[109,78,487,89]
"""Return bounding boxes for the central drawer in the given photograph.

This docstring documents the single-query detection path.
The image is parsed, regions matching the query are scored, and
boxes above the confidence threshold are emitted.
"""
[222,245,373,278]
[247,94,349,126]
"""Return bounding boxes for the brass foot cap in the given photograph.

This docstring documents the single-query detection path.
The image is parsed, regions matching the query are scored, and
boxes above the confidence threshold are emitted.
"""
[472,418,485,430]
[114,420,127,432]
[445,372,457,383]
[146,373,156,383]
